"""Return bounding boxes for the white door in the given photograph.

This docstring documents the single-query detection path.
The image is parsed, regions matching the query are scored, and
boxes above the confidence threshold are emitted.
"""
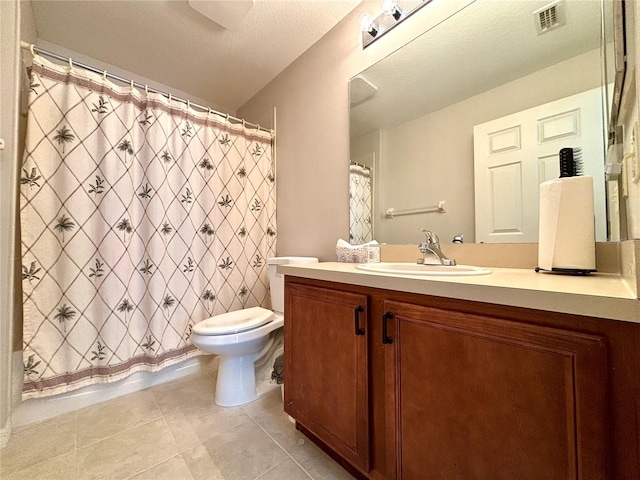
[474,87,606,243]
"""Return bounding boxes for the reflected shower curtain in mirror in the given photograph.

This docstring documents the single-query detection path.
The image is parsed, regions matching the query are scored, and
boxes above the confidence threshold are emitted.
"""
[20,57,276,399]
[349,163,373,244]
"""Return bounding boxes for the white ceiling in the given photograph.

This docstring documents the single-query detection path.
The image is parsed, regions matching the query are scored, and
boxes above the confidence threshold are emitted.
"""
[350,0,607,139]
[30,0,362,113]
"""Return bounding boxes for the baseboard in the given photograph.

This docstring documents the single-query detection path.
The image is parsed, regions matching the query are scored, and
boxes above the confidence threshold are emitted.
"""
[11,353,216,428]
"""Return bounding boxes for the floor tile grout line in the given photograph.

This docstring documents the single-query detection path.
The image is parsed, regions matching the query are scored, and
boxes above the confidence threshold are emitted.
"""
[157,404,182,455]
[77,413,178,479]
[159,406,254,457]
[121,452,189,480]
[74,388,167,449]
[76,411,166,450]
[120,416,185,480]
[253,454,311,480]
[126,414,280,480]
[0,410,80,478]
[0,445,77,479]
[250,415,315,480]
[4,366,354,480]
[121,399,227,480]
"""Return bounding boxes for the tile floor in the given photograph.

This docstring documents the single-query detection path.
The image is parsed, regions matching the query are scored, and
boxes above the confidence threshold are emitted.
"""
[0,359,355,480]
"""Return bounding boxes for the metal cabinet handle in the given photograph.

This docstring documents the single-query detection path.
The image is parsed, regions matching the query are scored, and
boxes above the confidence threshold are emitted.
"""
[354,306,365,336]
[382,311,393,344]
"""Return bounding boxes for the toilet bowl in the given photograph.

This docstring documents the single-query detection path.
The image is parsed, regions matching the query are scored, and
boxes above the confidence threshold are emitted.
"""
[190,256,318,406]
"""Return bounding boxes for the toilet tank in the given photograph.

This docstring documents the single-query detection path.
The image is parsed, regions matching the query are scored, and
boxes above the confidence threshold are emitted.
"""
[267,257,318,313]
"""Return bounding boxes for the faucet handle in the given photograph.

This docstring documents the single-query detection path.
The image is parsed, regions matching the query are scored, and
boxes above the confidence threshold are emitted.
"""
[419,228,432,243]
[419,228,439,245]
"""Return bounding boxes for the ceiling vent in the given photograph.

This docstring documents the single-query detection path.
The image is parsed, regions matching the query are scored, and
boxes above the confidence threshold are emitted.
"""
[533,0,565,35]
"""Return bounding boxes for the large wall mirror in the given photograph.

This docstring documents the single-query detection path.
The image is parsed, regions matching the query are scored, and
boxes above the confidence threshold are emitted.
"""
[349,0,622,245]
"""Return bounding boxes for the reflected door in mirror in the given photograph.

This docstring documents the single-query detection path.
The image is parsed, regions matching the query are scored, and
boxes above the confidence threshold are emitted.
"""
[474,87,606,243]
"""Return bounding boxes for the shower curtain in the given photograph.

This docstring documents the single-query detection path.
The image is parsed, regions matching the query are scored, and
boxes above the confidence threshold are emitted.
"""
[20,56,276,399]
[349,163,373,244]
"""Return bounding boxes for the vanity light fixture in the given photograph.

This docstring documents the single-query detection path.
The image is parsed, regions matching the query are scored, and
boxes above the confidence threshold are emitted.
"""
[360,0,433,49]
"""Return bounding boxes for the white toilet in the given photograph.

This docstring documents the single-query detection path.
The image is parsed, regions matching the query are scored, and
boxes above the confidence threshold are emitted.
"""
[191,256,318,407]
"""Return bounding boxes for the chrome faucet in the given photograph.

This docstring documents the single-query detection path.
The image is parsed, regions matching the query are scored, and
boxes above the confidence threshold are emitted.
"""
[418,229,456,266]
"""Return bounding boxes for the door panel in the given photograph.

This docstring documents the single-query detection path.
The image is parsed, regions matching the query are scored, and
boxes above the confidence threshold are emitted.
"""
[384,301,609,480]
[489,162,523,233]
[537,109,580,142]
[474,87,606,242]
[284,284,369,472]
[488,126,521,153]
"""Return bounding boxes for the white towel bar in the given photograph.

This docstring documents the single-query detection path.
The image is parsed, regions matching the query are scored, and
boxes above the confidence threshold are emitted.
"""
[385,201,446,219]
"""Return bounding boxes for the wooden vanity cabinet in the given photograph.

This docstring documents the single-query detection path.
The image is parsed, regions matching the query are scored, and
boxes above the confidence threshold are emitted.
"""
[284,276,640,480]
[383,300,608,480]
[284,283,370,473]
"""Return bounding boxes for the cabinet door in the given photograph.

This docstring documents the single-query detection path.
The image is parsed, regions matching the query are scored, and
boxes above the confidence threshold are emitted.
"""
[285,283,369,472]
[383,301,608,480]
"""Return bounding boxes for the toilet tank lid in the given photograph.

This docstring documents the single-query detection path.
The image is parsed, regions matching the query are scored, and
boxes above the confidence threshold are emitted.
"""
[267,257,319,265]
[193,307,275,335]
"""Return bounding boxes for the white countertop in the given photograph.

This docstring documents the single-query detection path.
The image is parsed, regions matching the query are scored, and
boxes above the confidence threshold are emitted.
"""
[279,262,640,324]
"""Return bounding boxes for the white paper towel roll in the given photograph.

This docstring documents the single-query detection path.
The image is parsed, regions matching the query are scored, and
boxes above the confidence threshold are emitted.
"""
[538,176,596,271]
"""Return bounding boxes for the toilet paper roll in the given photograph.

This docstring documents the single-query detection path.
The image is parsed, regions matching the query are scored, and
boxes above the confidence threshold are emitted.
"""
[538,176,596,271]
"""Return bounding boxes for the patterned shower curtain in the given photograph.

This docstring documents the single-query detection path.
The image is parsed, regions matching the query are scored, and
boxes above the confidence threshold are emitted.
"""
[20,56,276,399]
[349,163,373,244]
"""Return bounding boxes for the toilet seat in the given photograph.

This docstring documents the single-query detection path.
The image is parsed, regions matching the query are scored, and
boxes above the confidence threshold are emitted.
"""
[193,306,275,336]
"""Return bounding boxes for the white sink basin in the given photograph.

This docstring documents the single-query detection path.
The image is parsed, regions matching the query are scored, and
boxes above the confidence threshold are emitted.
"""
[356,262,492,276]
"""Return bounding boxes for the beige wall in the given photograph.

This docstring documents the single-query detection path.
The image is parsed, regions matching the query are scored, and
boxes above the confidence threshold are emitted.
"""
[374,49,602,244]
[238,0,475,260]
[1,0,24,445]
[350,130,378,170]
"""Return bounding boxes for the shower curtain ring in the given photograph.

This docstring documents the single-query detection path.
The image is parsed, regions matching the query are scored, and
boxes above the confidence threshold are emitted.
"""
[130,80,134,90]
[168,93,172,102]
[68,57,73,69]
[30,44,36,57]
[256,124,261,131]
[242,119,246,128]
[144,84,149,94]
[187,100,190,109]
[102,70,107,80]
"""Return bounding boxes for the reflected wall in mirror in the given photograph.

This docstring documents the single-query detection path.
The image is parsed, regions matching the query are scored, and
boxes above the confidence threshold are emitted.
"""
[350,0,617,245]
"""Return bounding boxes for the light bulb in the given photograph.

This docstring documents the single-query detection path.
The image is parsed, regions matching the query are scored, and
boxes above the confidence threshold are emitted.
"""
[382,0,402,20]
[359,12,378,36]
[359,12,373,32]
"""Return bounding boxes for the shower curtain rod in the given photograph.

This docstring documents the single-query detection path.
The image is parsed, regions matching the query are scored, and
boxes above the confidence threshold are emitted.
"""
[20,41,273,135]
[350,161,371,170]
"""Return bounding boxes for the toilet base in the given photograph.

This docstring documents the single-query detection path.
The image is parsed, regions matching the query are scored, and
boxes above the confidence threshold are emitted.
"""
[214,357,280,407]
[215,355,258,406]
[214,331,283,407]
